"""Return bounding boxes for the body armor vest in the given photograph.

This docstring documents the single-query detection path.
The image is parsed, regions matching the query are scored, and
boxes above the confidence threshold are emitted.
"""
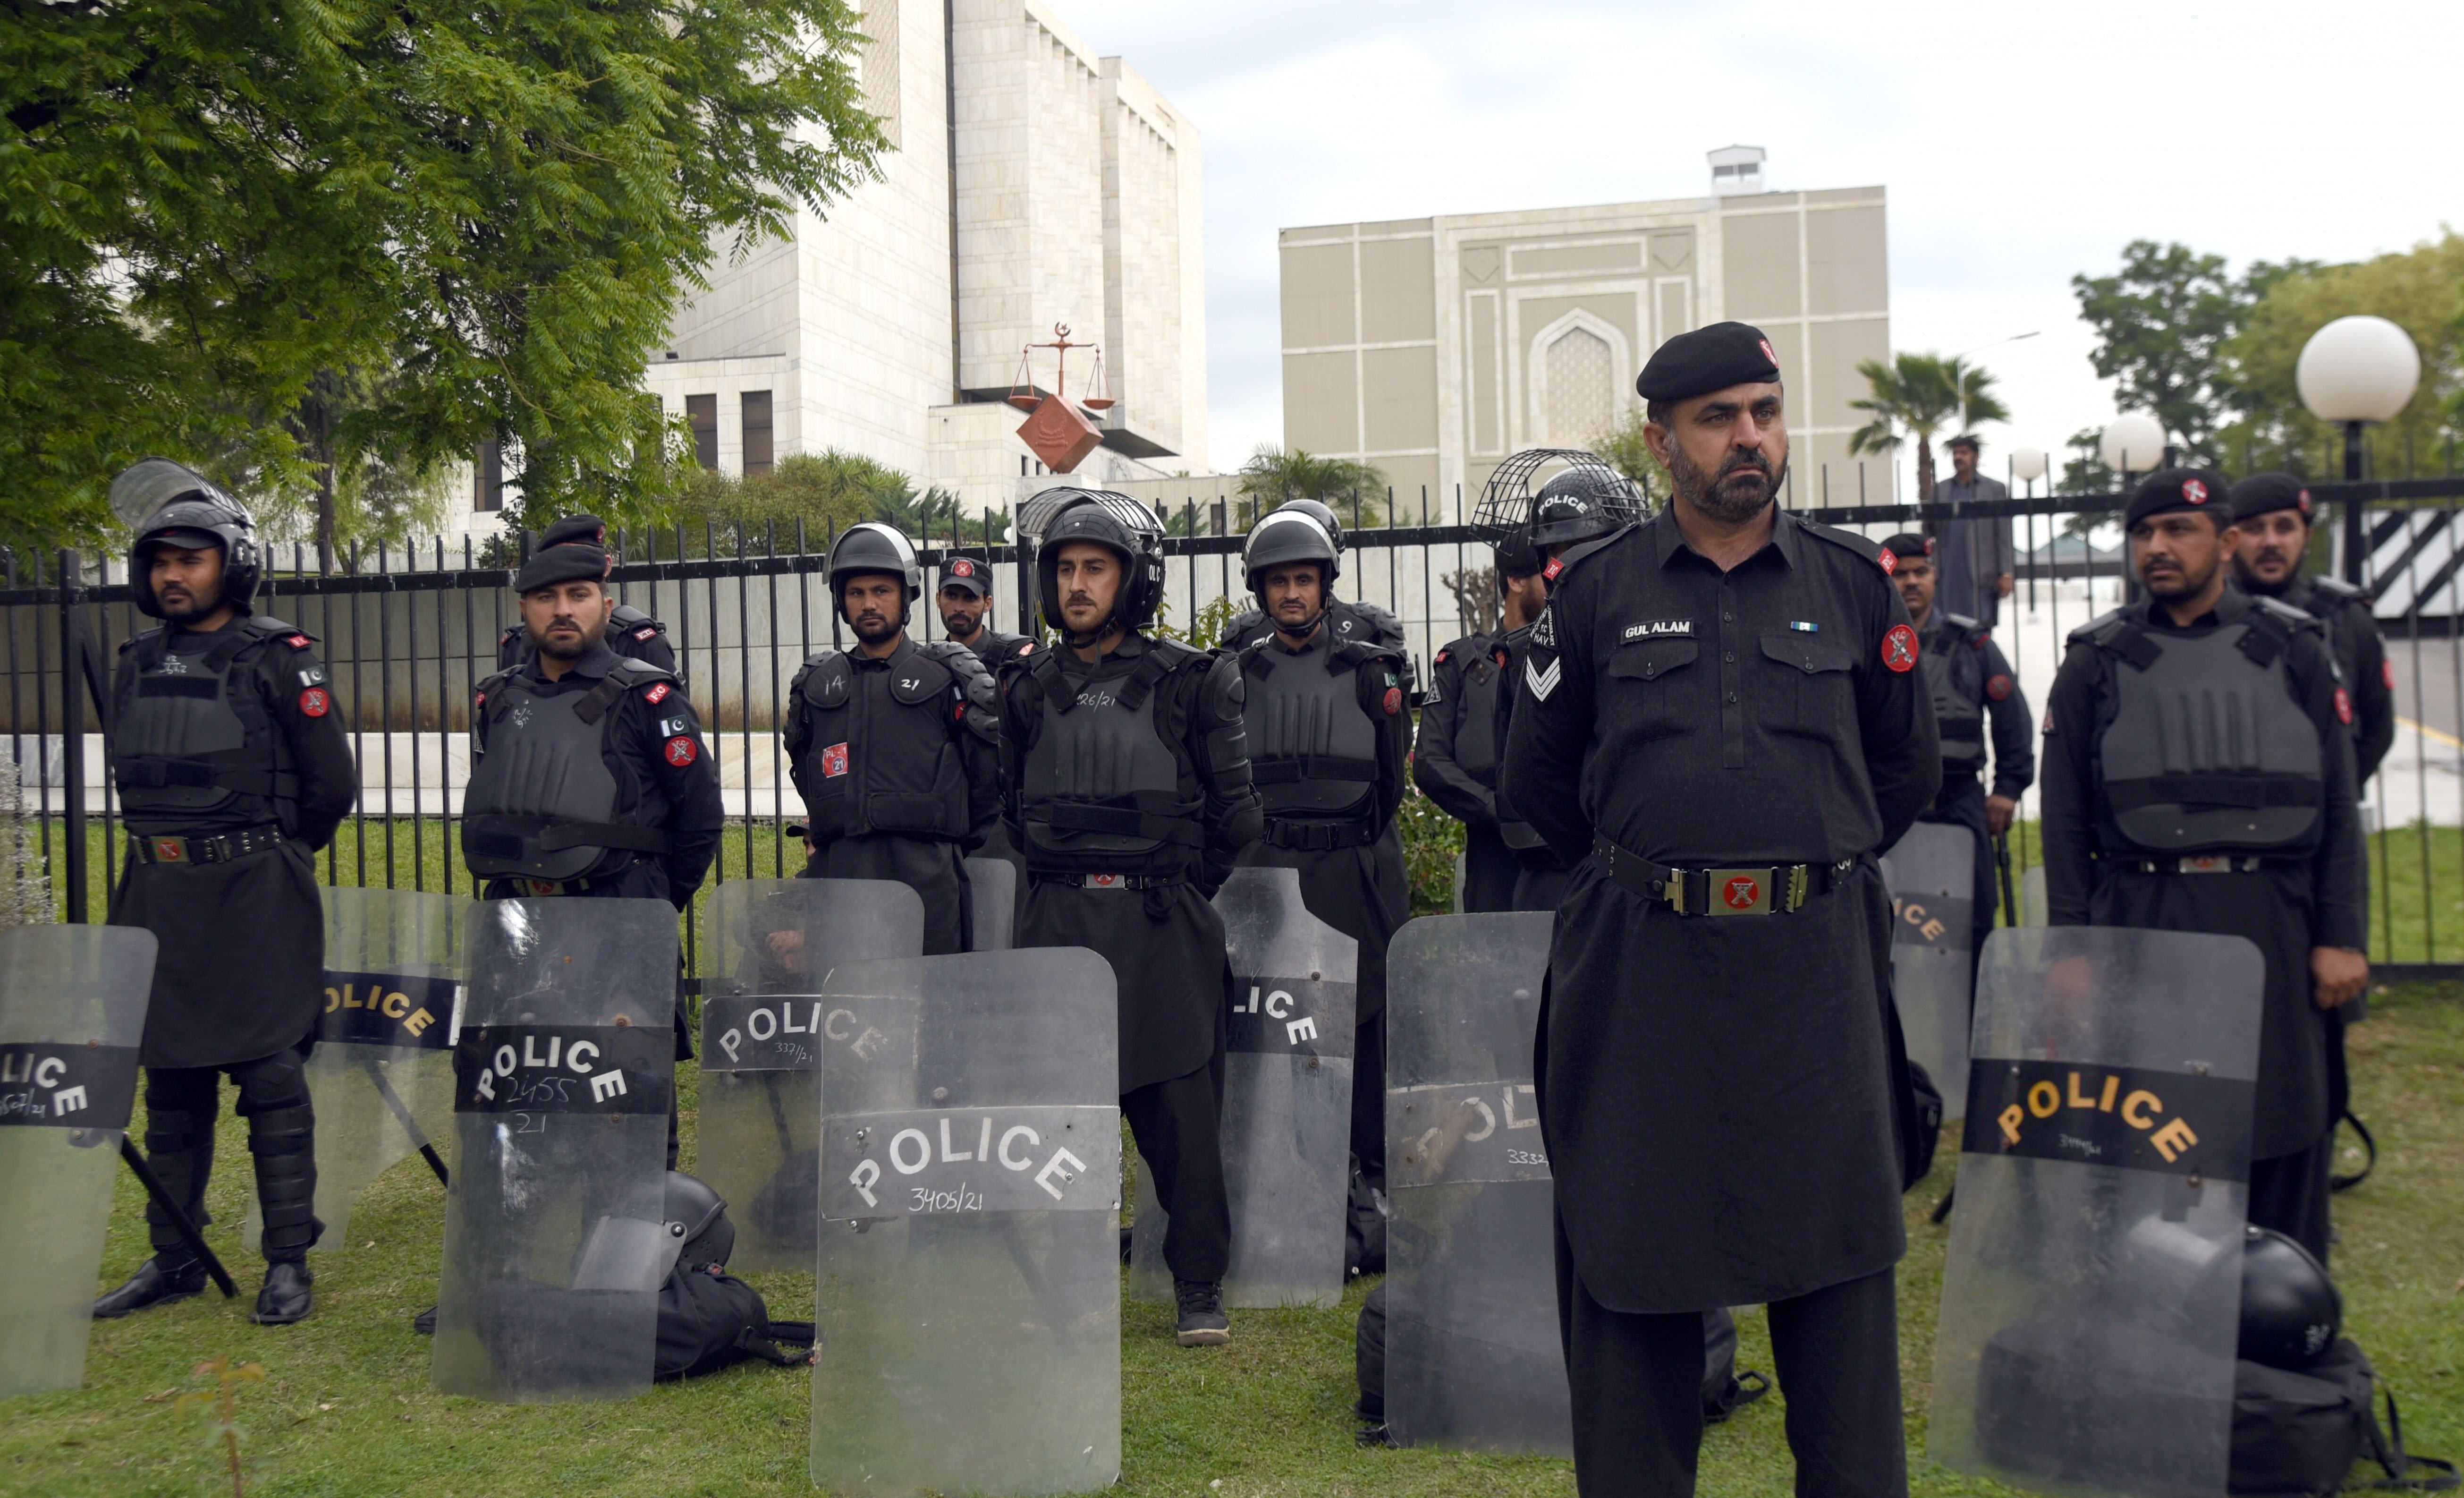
[1448,638,1505,784]
[1923,616,1985,772]
[2090,611,2324,852]
[792,646,972,843]
[1241,638,1382,821]
[1017,646,1202,867]
[111,620,298,829]
[461,663,673,880]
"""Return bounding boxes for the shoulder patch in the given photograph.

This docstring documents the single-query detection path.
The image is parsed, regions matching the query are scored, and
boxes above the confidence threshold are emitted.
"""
[1986,673,2014,701]
[1531,606,1557,649]
[1880,624,1919,672]
[297,687,331,717]
[2334,687,2353,726]
[643,681,671,705]
[663,734,700,767]
[1524,655,1562,702]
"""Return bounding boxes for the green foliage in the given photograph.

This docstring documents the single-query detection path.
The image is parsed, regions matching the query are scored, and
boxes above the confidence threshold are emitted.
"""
[646,451,1008,557]
[1592,409,1670,500]
[0,0,886,553]
[175,1354,265,1496]
[1234,446,1388,528]
[1396,781,1465,917]
[1849,353,2007,502]
[1145,591,1239,650]
[2071,240,2317,464]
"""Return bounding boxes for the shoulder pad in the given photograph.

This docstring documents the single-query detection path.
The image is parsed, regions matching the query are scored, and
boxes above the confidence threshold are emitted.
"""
[1341,600,1407,645]
[2253,595,2327,633]
[1542,527,1631,583]
[474,667,517,700]
[1142,636,1208,672]
[603,657,677,689]
[1218,609,1267,649]
[498,622,523,645]
[797,647,845,671]
[1941,611,1981,633]
[2064,607,2137,648]
[2307,575,2370,605]
[241,616,314,648]
[1798,518,1892,572]
[610,602,658,627]
[120,624,169,655]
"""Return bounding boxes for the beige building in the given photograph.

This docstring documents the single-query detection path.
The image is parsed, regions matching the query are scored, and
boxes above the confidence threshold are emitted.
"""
[1278,179,1889,514]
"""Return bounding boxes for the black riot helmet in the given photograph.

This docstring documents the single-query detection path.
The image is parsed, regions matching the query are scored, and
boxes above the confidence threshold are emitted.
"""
[1242,505,1342,608]
[1273,498,1346,559]
[827,522,923,626]
[662,1170,735,1272]
[114,459,263,621]
[2238,1226,2340,1369]
[1529,463,1644,550]
[1032,489,1167,636]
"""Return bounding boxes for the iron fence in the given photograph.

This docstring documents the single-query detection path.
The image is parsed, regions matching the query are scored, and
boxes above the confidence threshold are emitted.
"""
[9,471,2464,975]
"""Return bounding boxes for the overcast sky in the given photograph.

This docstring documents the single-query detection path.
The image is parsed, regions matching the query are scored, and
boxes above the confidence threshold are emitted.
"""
[1058,0,2460,484]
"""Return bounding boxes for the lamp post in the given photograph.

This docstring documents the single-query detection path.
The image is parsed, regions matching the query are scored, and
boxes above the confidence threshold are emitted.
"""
[2099,414,2166,488]
[2009,446,2049,495]
[2297,315,2422,584]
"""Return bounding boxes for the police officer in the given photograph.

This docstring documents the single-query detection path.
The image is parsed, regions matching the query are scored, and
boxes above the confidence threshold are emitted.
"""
[2230,474,2396,784]
[95,460,359,1325]
[782,523,1001,955]
[460,516,723,1153]
[1233,507,1412,1209]
[2041,470,2367,1264]
[997,490,1260,1346]
[1414,536,1545,913]
[493,517,676,676]
[936,549,1031,668]
[1502,323,1938,1496]
[1217,499,1411,659]
[1879,532,2034,963]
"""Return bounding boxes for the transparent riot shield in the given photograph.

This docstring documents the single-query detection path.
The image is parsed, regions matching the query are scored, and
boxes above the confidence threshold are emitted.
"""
[1882,822,1978,1120]
[1128,866,1357,1308]
[0,925,155,1397]
[2019,866,2048,927]
[1930,926,2266,1498]
[965,856,1016,952]
[810,949,1120,1497]
[432,898,678,1403]
[697,877,923,1272]
[1384,912,1568,1455]
[249,887,460,1253]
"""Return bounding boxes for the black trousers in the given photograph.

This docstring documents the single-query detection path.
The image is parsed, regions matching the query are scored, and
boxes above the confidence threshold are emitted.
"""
[1557,1212,1906,1498]
[143,1047,318,1263]
[2249,1125,2335,1267]
[1460,823,1520,913]
[1123,1053,1232,1284]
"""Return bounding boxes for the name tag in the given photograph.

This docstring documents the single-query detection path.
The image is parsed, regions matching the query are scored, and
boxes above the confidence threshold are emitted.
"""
[1622,620,1694,641]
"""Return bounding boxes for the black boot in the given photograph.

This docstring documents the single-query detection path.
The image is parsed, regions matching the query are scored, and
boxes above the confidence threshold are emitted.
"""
[254,1260,313,1325]
[94,1252,210,1318]
[1173,1277,1230,1346]
[413,1305,437,1335]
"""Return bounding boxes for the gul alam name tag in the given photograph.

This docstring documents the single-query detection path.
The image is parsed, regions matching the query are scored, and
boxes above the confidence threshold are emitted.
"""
[1621,619,1695,641]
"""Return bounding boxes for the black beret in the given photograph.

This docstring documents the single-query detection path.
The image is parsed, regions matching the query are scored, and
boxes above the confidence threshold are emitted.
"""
[2231,472,2316,525]
[2123,469,2232,530]
[514,513,612,593]
[1635,321,1782,403]
[1879,533,1931,565]
[939,553,994,595]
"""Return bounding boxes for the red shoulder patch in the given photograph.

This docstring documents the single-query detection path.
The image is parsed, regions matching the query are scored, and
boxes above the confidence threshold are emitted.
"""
[663,734,699,767]
[1383,686,1403,716]
[1542,557,1564,581]
[2334,687,2353,726]
[1435,648,1450,663]
[1017,641,1035,657]
[298,687,331,717]
[1986,673,2013,701]
[1880,624,1919,673]
[2383,659,2396,691]
[634,626,656,641]
[644,681,671,705]
[1877,548,1897,576]
[284,634,311,649]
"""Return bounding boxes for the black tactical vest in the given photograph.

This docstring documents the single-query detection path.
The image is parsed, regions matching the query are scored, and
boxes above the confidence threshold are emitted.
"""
[461,662,674,880]
[1016,645,1202,868]
[1241,636,1384,820]
[1447,638,1505,784]
[111,619,300,830]
[1923,615,1985,771]
[2084,606,2325,852]
[792,644,973,843]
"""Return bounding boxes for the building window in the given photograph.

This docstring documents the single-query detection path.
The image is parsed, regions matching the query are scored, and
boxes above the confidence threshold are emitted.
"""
[686,394,718,469]
[474,439,503,511]
[742,390,774,477]
[1544,328,1615,448]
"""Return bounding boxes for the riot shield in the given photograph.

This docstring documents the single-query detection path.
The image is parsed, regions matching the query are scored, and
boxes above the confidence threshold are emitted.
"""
[432,898,678,1404]
[1384,912,1568,1455]
[965,855,1016,952]
[2019,866,2047,927]
[1128,866,1357,1308]
[696,877,924,1272]
[810,948,1120,1496]
[249,887,460,1253]
[0,925,155,1397]
[1930,926,2265,1498]
[1882,822,1978,1120]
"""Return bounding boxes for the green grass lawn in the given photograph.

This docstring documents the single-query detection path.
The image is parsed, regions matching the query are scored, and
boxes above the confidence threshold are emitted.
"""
[5,981,2458,1498]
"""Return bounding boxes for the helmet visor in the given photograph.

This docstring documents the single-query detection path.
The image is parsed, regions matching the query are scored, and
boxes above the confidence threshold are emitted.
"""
[110,459,225,530]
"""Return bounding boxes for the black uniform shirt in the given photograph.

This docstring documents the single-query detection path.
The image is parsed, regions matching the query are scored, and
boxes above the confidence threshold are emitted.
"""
[113,620,359,846]
[1919,610,2036,802]
[1503,506,1939,868]
[2038,588,2366,948]
[2279,575,2396,784]
[470,636,724,903]
[1413,631,1504,829]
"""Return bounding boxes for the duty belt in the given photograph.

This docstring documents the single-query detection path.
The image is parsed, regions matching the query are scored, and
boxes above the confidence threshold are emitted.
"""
[130,824,288,866]
[1033,871,1185,891]
[2130,855,2273,875]
[1588,834,1851,917]
[501,875,618,896]
[1262,817,1379,852]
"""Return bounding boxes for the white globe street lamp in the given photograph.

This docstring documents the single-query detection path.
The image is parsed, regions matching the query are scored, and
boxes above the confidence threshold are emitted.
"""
[2297,315,2422,582]
[2098,414,2167,480]
[2010,446,2049,488]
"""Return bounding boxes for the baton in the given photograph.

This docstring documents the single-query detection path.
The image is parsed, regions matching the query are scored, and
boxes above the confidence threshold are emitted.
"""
[1995,832,2017,927]
[363,1056,450,1187]
[118,1136,239,1298]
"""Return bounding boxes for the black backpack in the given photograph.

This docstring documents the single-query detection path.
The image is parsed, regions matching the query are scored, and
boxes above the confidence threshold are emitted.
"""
[654,1260,815,1381]
[2232,1340,2456,1497]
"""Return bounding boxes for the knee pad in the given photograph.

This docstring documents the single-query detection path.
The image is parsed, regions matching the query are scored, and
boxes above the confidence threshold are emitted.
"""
[230,1050,311,1115]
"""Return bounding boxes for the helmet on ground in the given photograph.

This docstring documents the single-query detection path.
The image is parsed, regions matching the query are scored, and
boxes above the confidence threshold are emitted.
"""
[1242,507,1342,604]
[2239,1226,2340,1369]
[663,1170,735,1271]
[828,522,923,625]
[1031,489,1167,635]
[116,459,262,621]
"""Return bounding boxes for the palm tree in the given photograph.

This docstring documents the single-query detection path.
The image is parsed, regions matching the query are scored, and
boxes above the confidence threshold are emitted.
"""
[1234,446,1388,528]
[1848,353,2010,501]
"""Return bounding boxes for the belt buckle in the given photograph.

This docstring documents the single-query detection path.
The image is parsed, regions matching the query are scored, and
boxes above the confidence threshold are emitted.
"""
[150,836,190,864]
[523,878,563,896]
[1084,873,1126,890]
[1704,868,1773,917]
[2178,856,2233,875]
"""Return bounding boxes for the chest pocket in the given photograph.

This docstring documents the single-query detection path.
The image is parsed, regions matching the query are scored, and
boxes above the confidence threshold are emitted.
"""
[1608,638,1699,738]
[1759,631,1856,736]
